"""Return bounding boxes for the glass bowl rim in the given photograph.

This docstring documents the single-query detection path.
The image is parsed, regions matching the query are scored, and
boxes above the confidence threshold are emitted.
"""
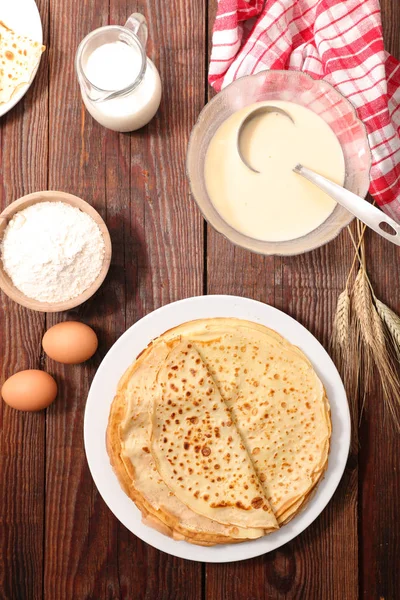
[186,70,372,256]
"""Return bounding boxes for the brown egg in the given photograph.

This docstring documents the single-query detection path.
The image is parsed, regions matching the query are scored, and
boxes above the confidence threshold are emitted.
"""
[1,370,58,411]
[42,321,98,364]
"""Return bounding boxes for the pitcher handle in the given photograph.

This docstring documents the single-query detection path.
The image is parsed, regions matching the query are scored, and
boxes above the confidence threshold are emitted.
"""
[125,13,148,48]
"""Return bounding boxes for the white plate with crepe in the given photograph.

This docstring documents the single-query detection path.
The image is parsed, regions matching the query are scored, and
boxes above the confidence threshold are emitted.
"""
[0,0,44,117]
[85,295,350,563]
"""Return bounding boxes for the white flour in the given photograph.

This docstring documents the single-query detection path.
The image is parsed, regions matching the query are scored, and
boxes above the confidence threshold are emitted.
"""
[1,201,105,303]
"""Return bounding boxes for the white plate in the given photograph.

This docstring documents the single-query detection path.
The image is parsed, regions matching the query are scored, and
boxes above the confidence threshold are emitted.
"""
[85,295,350,563]
[0,0,43,117]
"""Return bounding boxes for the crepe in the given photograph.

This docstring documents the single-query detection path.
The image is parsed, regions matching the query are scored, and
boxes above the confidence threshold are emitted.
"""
[161,319,331,524]
[0,21,45,104]
[107,317,331,544]
[107,338,272,546]
[150,341,277,529]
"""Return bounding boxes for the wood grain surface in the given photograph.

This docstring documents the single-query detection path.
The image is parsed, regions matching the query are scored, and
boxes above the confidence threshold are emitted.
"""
[0,1,399,599]
[0,0,49,598]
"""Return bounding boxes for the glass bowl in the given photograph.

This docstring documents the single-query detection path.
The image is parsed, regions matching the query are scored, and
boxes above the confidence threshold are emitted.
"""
[186,71,371,256]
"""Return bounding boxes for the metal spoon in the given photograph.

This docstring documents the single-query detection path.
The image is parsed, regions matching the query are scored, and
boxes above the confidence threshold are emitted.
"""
[237,106,400,246]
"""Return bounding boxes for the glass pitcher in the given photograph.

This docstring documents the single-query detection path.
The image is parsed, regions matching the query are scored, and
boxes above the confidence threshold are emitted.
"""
[75,14,162,132]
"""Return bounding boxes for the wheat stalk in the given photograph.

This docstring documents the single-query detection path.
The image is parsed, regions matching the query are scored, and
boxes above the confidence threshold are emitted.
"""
[332,287,361,445]
[332,218,400,431]
[351,268,374,421]
[352,268,378,348]
[330,223,365,441]
[352,267,400,429]
[330,222,363,375]
[331,288,357,400]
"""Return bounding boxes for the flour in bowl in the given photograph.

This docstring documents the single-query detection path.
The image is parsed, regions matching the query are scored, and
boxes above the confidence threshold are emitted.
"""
[1,201,106,303]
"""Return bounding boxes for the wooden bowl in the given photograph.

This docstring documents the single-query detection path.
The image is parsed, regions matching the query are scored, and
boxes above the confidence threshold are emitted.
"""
[0,191,112,312]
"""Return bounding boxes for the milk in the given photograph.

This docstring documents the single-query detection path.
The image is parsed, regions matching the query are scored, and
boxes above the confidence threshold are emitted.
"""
[85,42,141,90]
[80,40,161,132]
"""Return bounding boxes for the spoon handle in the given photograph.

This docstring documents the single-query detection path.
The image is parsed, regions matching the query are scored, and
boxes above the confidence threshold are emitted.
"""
[294,164,400,247]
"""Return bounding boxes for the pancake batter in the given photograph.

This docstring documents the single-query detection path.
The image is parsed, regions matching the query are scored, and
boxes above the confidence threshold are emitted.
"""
[204,101,345,242]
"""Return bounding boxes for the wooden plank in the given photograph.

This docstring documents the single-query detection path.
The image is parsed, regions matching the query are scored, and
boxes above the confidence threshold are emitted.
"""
[0,1,49,598]
[42,0,134,596]
[205,2,358,598]
[43,0,204,598]
[121,0,205,596]
[359,4,400,598]
[276,239,359,600]
[358,231,400,599]
[381,0,400,55]
[124,0,206,321]
[43,0,111,596]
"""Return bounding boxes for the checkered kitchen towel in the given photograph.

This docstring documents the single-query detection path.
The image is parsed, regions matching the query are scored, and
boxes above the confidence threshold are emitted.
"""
[209,0,400,221]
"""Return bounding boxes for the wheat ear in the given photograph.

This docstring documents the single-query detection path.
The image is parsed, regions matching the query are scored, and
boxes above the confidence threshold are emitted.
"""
[375,299,400,359]
[332,290,350,350]
[352,267,400,429]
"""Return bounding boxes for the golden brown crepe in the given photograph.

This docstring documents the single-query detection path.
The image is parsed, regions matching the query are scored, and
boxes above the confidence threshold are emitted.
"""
[107,338,272,546]
[150,341,277,529]
[0,21,45,104]
[164,319,331,524]
[107,318,331,544]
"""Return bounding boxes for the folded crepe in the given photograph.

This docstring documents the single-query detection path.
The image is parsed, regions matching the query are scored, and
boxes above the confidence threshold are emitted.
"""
[107,318,331,545]
[150,341,277,529]
[166,319,331,525]
[0,21,45,104]
[107,339,274,546]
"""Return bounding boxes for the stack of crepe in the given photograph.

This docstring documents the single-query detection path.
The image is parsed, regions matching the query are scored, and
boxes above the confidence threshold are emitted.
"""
[107,318,331,545]
[0,21,45,105]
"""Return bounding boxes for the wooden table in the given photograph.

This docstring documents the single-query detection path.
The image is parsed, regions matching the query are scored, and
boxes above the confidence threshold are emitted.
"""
[0,1,399,598]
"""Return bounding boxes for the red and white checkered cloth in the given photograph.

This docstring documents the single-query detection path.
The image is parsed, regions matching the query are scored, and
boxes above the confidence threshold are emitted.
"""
[209,0,400,221]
